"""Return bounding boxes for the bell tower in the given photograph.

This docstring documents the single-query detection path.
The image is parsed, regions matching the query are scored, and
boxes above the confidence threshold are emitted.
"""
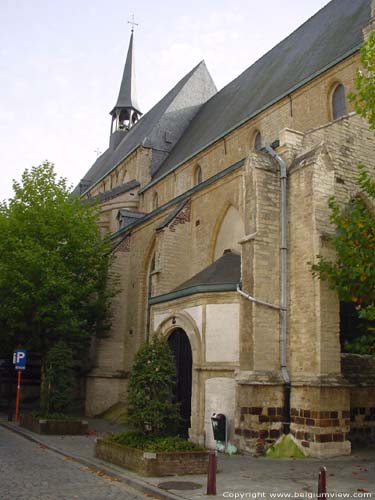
[109,20,142,149]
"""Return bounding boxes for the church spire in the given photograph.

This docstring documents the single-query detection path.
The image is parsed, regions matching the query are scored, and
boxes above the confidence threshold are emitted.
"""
[110,24,142,147]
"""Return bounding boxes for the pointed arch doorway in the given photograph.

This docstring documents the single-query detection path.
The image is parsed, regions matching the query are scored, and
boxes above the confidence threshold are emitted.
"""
[168,328,192,438]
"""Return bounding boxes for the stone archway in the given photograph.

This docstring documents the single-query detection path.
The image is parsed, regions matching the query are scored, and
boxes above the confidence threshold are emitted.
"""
[168,328,193,438]
[155,311,203,444]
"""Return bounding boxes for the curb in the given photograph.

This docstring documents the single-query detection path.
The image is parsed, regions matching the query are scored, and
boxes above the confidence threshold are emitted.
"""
[0,421,188,500]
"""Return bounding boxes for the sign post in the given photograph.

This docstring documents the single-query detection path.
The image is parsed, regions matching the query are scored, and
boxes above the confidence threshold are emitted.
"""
[13,349,27,421]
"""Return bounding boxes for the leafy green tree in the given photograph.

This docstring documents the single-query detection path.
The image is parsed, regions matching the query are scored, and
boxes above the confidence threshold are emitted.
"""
[312,165,375,322]
[0,161,116,364]
[350,31,375,129]
[127,336,180,435]
[312,32,375,354]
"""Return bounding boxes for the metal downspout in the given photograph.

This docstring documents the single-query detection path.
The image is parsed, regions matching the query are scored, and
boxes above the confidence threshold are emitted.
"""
[264,145,290,434]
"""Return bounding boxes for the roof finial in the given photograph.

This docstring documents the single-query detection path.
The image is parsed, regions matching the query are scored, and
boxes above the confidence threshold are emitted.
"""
[128,13,138,34]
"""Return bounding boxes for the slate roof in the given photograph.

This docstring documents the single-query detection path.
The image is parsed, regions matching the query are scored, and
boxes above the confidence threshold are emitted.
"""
[117,208,146,230]
[173,251,241,292]
[98,179,140,203]
[74,61,216,196]
[153,0,371,181]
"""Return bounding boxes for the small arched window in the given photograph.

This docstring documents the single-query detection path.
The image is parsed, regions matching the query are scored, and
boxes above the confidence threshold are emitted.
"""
[332,84,347,120]
[254,131,262,151]
[195,165,203,185]
[152,192,158,210]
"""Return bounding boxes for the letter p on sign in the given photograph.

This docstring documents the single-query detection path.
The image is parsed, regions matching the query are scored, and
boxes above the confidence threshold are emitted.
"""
[13,350,27,370]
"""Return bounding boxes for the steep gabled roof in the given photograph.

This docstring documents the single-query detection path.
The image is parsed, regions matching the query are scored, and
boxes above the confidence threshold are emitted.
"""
[153,0,371,182]
[75,61,216,196]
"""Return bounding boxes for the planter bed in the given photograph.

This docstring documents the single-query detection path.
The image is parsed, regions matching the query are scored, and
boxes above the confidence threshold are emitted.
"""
[95,437,209,476]
[20,413,88,435]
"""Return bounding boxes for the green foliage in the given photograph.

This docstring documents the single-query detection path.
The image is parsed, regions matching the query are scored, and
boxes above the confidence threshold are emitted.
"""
[30,410,73,420]
[312,165,375,354]
[127,336,180,435]
[344,333,375,355]
[41,340,74,414]
[110,431,202,452]
[349,31,375,129]
[0,162,117,357]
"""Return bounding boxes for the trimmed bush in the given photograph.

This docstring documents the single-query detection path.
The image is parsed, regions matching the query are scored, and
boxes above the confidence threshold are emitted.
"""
[127,335,180,435]
[110,432,202,452]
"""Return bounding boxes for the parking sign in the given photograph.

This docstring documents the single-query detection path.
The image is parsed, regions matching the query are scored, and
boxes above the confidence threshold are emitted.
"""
[13,350,27,370]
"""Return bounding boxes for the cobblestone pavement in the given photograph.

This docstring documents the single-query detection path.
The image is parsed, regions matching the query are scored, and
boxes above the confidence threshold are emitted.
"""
[0,426,146,500]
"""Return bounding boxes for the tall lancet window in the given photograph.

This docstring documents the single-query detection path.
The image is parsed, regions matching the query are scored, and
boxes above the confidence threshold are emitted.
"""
[254,131,262,150]
[332,84,347,120]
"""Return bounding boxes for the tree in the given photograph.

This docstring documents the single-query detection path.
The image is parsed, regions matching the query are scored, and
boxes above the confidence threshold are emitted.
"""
[0,162,116,367]
[350,31,375,130]
[312,166,375,322]
[127,335,180,436]
[312,32,375,354]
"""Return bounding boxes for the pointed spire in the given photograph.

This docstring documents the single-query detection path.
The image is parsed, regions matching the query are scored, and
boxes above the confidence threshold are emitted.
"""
[109,28,142,147]
[111,31,141,115]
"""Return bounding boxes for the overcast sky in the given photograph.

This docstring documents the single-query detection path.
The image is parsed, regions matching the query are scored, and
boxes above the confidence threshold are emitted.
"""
[0,0,330,201]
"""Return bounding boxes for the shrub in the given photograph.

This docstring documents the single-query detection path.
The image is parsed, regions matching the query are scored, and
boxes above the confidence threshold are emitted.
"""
[127,335,180,435]
[41,340,74,414]
[110,432,202,452]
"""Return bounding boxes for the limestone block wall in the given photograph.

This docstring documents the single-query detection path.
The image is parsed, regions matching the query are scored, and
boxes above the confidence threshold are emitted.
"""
[239,151,281,373]
[288,145,340,379]
[342,354,375,446]
[85,168,243,416]
[288,114,375,382]
[88,147,152,199]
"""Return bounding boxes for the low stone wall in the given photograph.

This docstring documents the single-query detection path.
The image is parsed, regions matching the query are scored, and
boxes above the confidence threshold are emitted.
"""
[95,438,208,476]
[20,414,88,435]
[341,354,375,447]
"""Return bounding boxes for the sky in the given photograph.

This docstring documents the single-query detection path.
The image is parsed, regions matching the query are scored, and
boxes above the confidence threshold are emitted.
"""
[0,0,330,201]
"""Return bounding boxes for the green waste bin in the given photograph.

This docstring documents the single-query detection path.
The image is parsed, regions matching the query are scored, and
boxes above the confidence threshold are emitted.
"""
[211,413,227,443]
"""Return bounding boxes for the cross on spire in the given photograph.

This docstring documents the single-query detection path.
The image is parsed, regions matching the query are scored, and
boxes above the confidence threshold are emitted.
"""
[128,14,138,33]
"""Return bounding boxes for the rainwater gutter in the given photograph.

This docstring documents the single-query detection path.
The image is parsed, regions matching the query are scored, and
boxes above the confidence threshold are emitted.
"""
[264,144,290,434]
[238,144,291,434]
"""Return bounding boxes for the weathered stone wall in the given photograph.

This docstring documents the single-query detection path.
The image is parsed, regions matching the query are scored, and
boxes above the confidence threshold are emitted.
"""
[342,354,375,446]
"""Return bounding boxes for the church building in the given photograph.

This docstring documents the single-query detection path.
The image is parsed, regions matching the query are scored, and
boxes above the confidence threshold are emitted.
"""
[77,0,375,457]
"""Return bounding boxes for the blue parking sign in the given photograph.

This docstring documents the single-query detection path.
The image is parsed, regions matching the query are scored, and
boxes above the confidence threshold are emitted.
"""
[13,350,27,370]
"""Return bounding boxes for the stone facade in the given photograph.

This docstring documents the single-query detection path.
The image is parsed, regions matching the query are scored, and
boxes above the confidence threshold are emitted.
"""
[79,1,375,457]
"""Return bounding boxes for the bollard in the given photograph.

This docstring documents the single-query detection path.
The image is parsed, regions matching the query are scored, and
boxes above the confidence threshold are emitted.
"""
[207,450,217,495]
[318,466,327,499]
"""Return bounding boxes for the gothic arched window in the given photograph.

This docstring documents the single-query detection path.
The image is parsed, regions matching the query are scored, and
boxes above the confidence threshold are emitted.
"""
[254,131,262,151]
[332,84,347,120]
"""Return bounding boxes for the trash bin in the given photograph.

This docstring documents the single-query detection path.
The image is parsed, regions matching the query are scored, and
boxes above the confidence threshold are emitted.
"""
[211,413,227,443]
